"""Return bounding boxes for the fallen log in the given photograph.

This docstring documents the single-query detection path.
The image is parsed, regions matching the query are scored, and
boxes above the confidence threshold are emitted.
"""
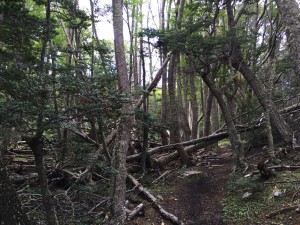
[127,174,184,225]
[9,173,38,184]
[127,132,229,162]
[7,164,36,173]
[156,144,207,166]
[127,123,264,163]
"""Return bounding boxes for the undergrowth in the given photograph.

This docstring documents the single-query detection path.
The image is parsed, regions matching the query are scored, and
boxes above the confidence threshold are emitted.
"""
[222,170,300,225]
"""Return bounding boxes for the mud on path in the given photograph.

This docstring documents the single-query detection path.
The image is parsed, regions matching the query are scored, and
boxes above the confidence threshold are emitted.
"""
[131,147,234,225]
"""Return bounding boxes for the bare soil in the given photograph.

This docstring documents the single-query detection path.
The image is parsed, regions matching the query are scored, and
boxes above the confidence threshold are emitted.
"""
[129,147,234,225]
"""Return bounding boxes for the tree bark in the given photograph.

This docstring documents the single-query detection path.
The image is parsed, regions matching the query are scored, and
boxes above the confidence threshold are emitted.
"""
[159,0,169,146]
[168,54,193,166]
[110,0,133,224]
[177,56,191,141]
[140,38,148,173]
[210,98,219,132]
[203,85,214,136]
[28,137,59,225]
[189,63,199,139]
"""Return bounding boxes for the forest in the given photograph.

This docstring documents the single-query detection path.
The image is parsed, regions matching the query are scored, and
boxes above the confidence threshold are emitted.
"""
[1,0,300,224]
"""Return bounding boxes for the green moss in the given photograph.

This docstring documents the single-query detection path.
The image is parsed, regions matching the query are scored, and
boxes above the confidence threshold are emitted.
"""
[219,139,231,148]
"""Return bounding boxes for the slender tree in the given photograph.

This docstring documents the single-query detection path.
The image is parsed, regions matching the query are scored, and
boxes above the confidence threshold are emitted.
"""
[109,0,133,223]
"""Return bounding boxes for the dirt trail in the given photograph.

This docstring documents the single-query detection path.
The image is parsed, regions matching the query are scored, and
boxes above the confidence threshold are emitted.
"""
[132,148,234,225]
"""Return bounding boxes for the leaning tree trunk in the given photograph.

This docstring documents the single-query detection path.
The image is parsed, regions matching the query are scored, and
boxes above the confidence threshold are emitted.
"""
[275,0,300,86]
[200,72,245,168]
[233,58,293,143]
[110,0,133,224]
[225,0,293,143]
[0,159,32,225]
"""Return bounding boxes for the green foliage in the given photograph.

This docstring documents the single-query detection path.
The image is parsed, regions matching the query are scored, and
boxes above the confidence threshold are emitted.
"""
[0,0,43,62]
[139,28,160,38]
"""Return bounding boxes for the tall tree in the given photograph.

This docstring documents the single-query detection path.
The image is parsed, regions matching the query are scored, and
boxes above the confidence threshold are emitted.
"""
[28,1,59,224]
[167,0,193,166]
[159,0,170,145]
[110,0,133,223]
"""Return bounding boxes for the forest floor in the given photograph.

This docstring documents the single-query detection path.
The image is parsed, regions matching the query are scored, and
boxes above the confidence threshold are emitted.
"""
[127,146,300,225]
[8,142,300,224]
[127,147,233,225]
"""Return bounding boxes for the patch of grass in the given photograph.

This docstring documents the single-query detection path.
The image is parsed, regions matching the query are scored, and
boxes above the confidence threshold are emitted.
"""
[222,170,300,224]
[222,195,265,223]
[222,174,266,223]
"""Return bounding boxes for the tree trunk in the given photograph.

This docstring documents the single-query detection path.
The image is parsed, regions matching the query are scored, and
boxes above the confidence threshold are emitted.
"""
[200,71,245,168]
[233,59,292,143]
[203,86,214,136]
[140,37,148,173]
[168,54,193,166]
[110,0,133,223]
[28,137,58,225]
[189,63,199,139]
[177,55,191,141]
[210,98,219,133]
[159,0,169,146]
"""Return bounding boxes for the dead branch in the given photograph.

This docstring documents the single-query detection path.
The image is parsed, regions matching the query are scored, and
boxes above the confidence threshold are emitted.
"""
[127,174,184,225]
[152,169,175,184]
[127,203,144,220]
[264,180,300,185]
[245,165,300,178]
[265,205,299,218]
[88,198,109,214]
[136,55,171,109]
[280,103,300,114]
